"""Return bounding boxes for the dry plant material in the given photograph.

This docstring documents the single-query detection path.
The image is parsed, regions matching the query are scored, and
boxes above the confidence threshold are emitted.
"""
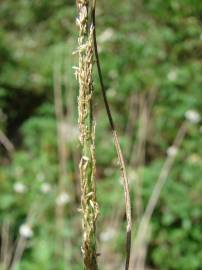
[130,122,187,270]
[91,1,132,269]
[75,1,98,269]
[53,62,69,258]
[0,130,14,155]
[75,1,132,269]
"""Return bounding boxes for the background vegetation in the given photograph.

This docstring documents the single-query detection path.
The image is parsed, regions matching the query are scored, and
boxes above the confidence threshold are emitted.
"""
[0,0,202,269]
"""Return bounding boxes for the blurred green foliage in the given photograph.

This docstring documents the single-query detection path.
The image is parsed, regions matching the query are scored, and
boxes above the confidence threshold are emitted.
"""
[0,0,202,269]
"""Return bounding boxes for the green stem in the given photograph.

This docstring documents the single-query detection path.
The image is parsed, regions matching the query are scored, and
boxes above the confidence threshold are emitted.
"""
[76,1,98,269]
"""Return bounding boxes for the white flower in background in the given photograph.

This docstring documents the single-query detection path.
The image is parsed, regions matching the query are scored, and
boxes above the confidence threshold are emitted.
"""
[100,228,116,242]
[167,70,177,81]
[98,28,115,43]
[40,183,51,194]
[185,110,201,124]
[15,166,23,177]
[108,69,118,79]
[166,146,178,157]
[128,169,138,184]
[188,154,200,164]
[56,192,70,206]
[107,88,116,98]
[60,122,79,143]
[13,182,26,193]
[19,224,33,238]
[37,173,45,182]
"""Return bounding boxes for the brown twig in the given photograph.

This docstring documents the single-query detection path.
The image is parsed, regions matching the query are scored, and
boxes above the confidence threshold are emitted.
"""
[91,1,132,269]
[130,122,187,270]
[0,130,14,155]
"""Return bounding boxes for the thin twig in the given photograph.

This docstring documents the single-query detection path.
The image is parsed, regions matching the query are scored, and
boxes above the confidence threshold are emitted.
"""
[91,1,132,269]
[130,122,187,270]
[0,130,14,155]
[0,219,12,269]
[53,61,68,258]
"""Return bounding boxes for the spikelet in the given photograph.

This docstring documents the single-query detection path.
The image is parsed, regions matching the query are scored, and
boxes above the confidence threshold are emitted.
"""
[75,1,98,269]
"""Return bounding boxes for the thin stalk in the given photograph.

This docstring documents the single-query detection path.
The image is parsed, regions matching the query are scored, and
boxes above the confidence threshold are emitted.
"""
[53,62,68,258]
[91,1,132,269]
[76,1,98,269]
[0,219,12,269]
[0,130,14,155]
[130,122,187,270]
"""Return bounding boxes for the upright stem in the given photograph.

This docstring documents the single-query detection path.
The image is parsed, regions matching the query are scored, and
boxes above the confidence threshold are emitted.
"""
[53,62,67,257]
[76,1,98,269]
[91,1,132,269]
